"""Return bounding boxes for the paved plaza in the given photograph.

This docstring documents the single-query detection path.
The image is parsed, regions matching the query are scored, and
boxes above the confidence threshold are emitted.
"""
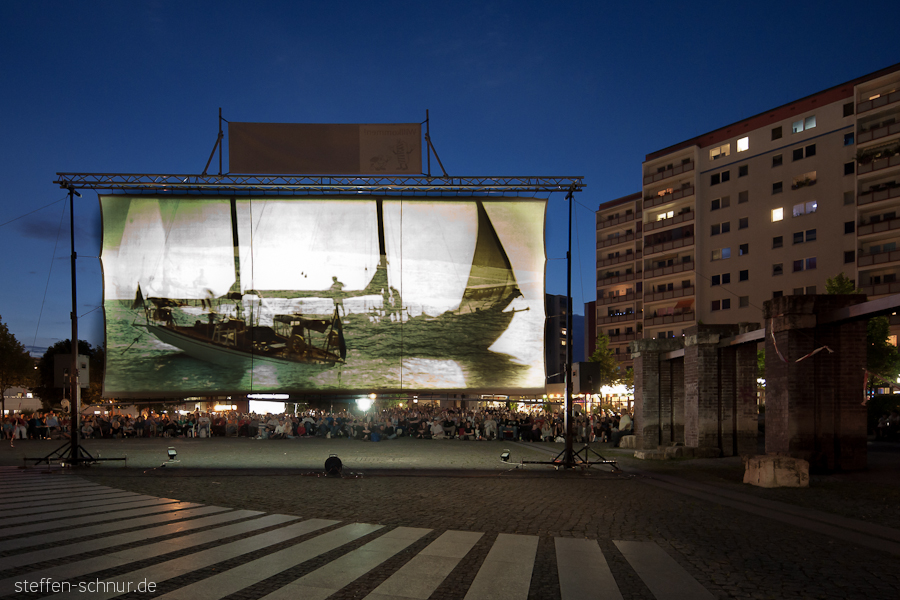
[0,437,899,599]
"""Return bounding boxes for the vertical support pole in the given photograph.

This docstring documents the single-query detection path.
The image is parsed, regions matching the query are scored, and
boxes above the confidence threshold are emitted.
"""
[218,107,223,176]
[425,109,431,177]
[563,188,574,466]
[68,186,80,461]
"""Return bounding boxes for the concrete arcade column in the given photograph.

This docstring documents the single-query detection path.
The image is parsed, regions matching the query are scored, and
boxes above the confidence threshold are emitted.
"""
[632,338,684,451]
[764,295,867,471]
[683,324,759,457]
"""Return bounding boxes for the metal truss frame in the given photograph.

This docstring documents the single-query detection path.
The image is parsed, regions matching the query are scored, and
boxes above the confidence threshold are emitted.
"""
[55,173,584,196]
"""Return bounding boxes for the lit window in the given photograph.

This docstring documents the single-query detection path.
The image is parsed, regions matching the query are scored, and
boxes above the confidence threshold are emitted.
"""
[722,247,731,259]
[737,137,749,152]
[792,115,816,133]
[657,210,674,221]
[772,208,784,221]
[710,143,731,160]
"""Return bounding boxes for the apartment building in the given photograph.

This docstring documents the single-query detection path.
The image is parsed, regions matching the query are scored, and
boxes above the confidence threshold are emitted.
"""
[596,62,900,356]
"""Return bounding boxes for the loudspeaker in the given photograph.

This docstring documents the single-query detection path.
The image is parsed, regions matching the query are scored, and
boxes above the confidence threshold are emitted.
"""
[324,455,343,477]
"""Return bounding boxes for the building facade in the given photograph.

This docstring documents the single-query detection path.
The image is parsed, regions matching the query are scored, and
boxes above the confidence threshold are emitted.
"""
[596,63,900,356]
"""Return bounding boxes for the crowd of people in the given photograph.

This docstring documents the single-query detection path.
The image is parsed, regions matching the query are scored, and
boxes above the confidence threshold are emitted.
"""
[1,406,636,446]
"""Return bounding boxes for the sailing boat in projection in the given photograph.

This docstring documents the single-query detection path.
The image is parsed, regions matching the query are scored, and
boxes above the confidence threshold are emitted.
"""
[340,199,525,356]
[138,198,346,369]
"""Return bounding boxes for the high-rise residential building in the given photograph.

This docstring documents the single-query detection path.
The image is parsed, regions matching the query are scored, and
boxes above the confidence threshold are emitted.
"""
[596,62,900,357]
[545,294,569,384]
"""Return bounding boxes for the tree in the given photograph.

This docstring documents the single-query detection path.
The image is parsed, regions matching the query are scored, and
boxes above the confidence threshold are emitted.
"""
[588,332,625,387]
[34,339,104,410]
[826,272,900,389]
[0,315,35,416]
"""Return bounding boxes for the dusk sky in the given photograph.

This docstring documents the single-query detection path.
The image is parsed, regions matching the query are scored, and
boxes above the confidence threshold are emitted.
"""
[1,1,898,355]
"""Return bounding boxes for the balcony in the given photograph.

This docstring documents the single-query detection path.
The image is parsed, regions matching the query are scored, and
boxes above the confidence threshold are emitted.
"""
[643,186,695,210]
[644,236,695,257]
[598,250,642,267]
[858,183,900,207]
[858,214,900,236]
[858,153,900,176]
[598,211,641,230]
[644,260,694,280]
[643,285,695,304]
[857,89,900,114]
[860,281,900,297]
[644,210,695,233]
[597,291,641,306]
[609,332,639,344]
[598,271,641,285]
[858,121,900,144]
[645,309,695,327]
[598,312,638,325]
[597,232,635,249]
[643,161,694,186]
[858,247,900,267]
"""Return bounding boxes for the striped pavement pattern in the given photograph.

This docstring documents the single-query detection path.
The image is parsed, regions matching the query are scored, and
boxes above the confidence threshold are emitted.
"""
[0,468,714,600]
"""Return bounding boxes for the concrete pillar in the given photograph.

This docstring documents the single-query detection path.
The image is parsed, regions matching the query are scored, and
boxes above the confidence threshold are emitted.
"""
[632,338,683,450]
[764,295,867,471]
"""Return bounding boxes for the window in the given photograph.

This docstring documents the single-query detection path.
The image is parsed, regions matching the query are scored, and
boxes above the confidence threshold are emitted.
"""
[711,198,720,210]
[844,132,855,146]
[723,247,731,259]
[793,257,817,272]
[711,173,720,186]
[739,165,749,177]
[739,270,748,281]
[722,221,730,233]
[739,217,748,229]
[792,115,816,133]
[806,285,816,294]
[773,236,783,248]
[773,182,783,194]
[792,171,816,189]
[722,195,730,208]
[793,287,804,295]
[806,229,816,242]
[722,171,730,183]
[739,296,749,307]
[772,126,782,140]
[843,102,854,117]
[657,210,674,221]
[806,257,816,270]
[712,300,721,311]
[722,273,731,284]
[739,243,748,255]
[773,263,783,276]
[845,162,855,175]
[773,290,783,298]
[793,231,804,244]
[845,221,855,234]
[722,298,731,309]
[805,144,816,158]
[793,259,803,272]
[773,154,783,167]
[711,275,721,286]
[793,200,818,217]
[712,247,731,261]
[710,143,731,160]
[844,191,855,205]
[737,137,749,152]
[711,223,721,235]
[772,208,784,222]
[793,148,804,161]
[739,190,749,203]
[793,229,816,243]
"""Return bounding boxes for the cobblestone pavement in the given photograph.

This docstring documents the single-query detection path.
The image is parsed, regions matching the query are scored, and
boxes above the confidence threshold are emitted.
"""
[2,437,899,599]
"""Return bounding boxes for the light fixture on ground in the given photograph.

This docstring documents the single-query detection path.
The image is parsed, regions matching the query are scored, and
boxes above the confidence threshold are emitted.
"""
[324,454,343,477]
[167,447,177,460]
[500,449,510,462]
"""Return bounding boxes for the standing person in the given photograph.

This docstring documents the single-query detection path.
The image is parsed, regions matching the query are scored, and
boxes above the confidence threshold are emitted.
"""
[330,276,346,316]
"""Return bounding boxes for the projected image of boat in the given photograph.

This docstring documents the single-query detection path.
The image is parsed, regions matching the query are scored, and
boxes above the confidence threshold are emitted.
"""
[139,291,346,370]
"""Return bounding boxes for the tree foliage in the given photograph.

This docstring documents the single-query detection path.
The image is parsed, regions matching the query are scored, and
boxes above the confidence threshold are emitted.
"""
[34,339,105,409]
[825,272,860,295]
[0,316,35,413]
[588,332,626,387]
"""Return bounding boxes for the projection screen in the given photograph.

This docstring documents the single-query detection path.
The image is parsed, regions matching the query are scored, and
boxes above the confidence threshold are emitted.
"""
[100,196,547,397]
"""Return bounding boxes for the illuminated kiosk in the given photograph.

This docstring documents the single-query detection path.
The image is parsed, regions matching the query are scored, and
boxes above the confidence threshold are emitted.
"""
[54,116,588,466]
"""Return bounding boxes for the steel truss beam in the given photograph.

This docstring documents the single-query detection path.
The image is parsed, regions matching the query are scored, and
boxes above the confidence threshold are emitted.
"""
[55,173,584,195]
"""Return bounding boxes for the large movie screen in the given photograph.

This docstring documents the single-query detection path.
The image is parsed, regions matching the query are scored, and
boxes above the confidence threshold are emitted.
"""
[101,196,547,396]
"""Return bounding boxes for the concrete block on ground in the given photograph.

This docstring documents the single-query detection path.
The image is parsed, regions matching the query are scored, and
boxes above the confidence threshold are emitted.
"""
[743,454,809,488]
[634,450,668,460]
[620,435,636,449]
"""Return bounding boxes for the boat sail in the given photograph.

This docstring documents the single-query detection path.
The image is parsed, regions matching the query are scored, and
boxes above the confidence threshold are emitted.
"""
[138,198,346,369]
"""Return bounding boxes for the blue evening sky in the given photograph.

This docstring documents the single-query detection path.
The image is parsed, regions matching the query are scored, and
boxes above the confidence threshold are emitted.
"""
[1,0,897,354]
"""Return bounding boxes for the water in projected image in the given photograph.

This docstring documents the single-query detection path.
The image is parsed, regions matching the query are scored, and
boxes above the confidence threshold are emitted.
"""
[101,196,546,396]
